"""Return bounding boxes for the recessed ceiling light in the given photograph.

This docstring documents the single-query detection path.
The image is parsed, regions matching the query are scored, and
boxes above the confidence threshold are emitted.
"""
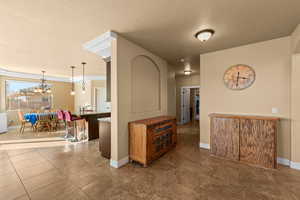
[195,29,215,42]
[184,69,192,75]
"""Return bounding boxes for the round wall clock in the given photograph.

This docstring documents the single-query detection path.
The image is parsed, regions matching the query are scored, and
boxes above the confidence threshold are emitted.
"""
[223,64,256,90]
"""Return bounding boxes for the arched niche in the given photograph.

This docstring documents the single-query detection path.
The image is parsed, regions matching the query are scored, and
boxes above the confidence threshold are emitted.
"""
[131,55,161,113]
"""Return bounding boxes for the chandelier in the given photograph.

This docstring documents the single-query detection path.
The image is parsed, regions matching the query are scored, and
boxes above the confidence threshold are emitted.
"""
[34,71,52,94]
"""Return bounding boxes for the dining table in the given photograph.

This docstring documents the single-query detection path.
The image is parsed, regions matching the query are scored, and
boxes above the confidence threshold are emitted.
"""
[24,112,57,125]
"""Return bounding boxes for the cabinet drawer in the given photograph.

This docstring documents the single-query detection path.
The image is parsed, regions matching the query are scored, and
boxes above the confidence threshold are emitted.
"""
[148,122,174,134]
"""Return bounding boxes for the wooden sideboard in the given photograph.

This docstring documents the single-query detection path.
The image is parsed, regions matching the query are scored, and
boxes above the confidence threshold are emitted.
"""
[129,116,177,167]
[209,113,280,169]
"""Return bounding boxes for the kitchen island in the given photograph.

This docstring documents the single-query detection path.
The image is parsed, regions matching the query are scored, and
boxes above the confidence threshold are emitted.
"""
[79,112,111,140]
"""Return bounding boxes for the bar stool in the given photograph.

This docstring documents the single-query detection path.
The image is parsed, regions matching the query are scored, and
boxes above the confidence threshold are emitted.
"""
[63,111,82,142]
[56,110,66,129]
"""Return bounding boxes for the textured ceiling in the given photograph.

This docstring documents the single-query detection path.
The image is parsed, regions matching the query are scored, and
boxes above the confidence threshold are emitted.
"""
[0,0,300,77]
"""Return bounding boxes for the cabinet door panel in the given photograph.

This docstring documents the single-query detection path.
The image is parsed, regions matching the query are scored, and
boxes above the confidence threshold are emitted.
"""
[210,118,240,160]
[239,119,276,168]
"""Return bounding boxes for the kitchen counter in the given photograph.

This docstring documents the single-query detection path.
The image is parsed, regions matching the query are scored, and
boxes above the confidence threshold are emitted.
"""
[79,112,110,116]
[98,117,111,122]
[79,112,111,140]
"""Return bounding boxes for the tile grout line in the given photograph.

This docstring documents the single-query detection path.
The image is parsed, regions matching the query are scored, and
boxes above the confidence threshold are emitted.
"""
[8,149,66,198]
[7,151,32,200]
[36,149,94,200]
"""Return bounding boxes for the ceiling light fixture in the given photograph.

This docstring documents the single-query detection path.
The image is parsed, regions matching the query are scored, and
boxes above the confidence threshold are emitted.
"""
[81,62,86,94]
[34,70,52,94]
[184,69,192,76]
[70,66,75,96]
[195,29,215,42]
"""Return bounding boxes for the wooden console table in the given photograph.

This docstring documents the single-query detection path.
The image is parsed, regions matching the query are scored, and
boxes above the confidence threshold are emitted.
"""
[209,113,280,169]
[129,116,177,167]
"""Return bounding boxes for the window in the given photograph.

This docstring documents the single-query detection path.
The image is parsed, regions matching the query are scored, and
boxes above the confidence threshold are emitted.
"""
[5,80,53,111]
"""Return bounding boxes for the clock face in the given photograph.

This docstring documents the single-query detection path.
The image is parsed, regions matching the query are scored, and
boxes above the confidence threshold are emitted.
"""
[224,65,255,90]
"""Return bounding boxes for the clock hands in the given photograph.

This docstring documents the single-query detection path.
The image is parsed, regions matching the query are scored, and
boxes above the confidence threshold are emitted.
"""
[236,72,240,87]
[236,71,248,88]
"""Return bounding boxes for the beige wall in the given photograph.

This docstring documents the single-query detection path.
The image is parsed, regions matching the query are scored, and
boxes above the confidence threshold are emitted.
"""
[131,56,161,113]
[167,65,176,117]
[0,75,74,126]
[175,74,200,122]
[291,24,300,54]
[200,37,291,160]
[111,36,168,162]
[74,80,92,114]
[91,80,106,108]
[291,54,300,163]
[291,24,300,164]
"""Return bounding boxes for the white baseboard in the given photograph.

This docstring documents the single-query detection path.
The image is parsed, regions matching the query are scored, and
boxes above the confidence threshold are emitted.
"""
[198,142,300,170]
[199,142,210,149]
[291,161,300,170]
[277,157,290,166]
[110,156,129,168]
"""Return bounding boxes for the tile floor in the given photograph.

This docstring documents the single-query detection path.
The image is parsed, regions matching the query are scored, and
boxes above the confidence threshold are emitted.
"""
[1,123,300,200]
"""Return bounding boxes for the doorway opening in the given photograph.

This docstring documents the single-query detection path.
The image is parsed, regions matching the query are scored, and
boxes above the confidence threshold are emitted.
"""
[180,86,200,126]
[94,87,111,113]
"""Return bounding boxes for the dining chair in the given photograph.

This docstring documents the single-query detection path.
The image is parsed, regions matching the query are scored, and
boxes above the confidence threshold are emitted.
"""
[35,113,52,132]
[18,111,33,134]
[50,113,59,131]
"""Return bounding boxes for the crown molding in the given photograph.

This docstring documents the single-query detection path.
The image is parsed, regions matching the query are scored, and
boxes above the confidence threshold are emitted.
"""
[83,31,117,59]
[0,68,70,82]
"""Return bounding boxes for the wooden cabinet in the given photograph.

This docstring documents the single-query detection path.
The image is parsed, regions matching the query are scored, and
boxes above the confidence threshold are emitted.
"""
[209,114,279,169]
[98,118,111,159]
[210,117,240,161]
[239,119,277,168]
[129,116,177,167]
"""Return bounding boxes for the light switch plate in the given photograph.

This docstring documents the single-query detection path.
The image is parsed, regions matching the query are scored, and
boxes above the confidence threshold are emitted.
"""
[272,108,279,114]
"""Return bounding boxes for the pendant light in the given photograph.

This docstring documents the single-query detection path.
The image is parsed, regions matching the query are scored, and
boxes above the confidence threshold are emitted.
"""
[81,62,86,94]
[70,66,75,96]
